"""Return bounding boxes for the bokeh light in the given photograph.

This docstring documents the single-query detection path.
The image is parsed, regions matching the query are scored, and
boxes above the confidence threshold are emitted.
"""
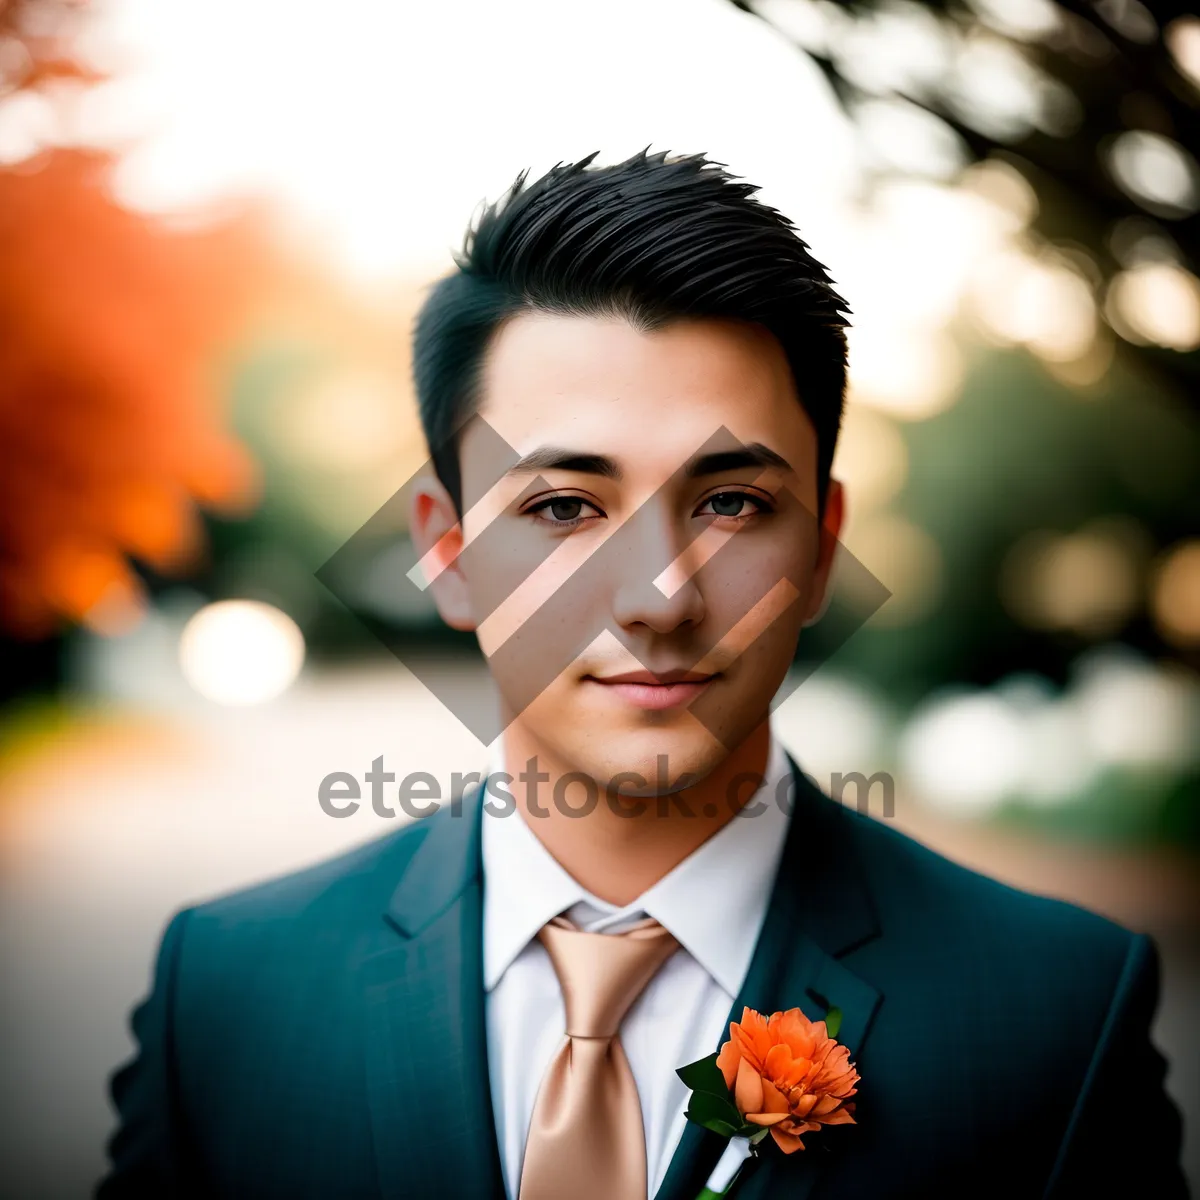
[1107,131,1200,219]
[845,325,964,420]
[830,407,909,512]
[1167,16,1200,88]
[848,514,944,628]
[178,600,305,705]
[772,671,892,786]
[1106,262,1200,351]
[899,689,1027,815]
[1000,521,1149,638]
[1152,541,1200,648]
[1072,646,1199,771]
[970,247,1097,363]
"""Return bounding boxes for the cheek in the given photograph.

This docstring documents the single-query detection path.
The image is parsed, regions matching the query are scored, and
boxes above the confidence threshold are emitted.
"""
[700,529,815,638]
[466,552,548,658]
[467,531,613,712]
[457,511,575,654]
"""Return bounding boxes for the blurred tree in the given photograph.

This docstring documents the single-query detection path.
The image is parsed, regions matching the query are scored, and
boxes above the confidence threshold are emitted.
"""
[729,0,1200,392]
[0,0,264,650]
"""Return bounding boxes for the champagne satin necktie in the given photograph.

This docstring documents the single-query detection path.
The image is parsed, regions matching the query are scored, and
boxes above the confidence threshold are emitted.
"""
[517,915,680,1200]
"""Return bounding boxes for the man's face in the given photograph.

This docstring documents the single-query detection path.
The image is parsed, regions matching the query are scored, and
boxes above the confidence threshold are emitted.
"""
[420,312,843,792]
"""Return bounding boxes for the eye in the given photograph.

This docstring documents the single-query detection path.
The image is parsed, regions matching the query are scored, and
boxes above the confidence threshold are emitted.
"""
[696,491,772,520]
[524,495,604,527]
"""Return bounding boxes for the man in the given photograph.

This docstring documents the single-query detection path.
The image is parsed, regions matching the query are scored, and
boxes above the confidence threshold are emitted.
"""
[98,150,1187,1198]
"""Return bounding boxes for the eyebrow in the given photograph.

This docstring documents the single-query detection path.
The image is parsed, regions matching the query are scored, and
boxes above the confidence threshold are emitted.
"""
[506,442,794,481]
[688,445,793,478]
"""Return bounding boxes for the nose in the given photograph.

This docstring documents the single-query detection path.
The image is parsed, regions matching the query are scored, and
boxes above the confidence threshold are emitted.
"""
[609,505,706,634]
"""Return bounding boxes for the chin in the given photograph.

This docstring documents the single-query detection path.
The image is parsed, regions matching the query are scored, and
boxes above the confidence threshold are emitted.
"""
[559,727,730,796]
[506,678,766,794]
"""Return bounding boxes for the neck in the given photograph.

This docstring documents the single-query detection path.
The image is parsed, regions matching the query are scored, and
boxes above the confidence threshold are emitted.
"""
[498,721,772,906]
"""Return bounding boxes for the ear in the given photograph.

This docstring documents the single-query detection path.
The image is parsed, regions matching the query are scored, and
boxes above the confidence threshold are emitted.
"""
[409,472,477,632]
[802,478,845,628]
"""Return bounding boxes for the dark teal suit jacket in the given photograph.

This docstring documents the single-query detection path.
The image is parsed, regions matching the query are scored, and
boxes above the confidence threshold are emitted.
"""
[97,761,1188,1198]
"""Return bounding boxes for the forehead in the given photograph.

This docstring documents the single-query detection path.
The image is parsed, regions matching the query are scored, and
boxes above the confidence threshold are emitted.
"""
[474,312,815,472]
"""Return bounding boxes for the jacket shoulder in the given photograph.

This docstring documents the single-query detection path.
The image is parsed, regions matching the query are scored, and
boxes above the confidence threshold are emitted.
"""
[835,796,1138,975]
[183,813,440,934]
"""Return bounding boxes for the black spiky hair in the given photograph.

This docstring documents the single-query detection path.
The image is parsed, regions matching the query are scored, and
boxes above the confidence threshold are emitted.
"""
[412,148,852,515]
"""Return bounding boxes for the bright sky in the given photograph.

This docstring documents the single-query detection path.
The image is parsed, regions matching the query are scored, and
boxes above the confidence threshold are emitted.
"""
[83,0,860,282]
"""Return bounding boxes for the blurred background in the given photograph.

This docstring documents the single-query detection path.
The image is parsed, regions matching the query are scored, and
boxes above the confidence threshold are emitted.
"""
[0,0,1197,1194]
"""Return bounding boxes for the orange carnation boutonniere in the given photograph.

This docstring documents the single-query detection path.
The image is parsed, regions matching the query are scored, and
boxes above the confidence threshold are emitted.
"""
[677,1005,860,1198]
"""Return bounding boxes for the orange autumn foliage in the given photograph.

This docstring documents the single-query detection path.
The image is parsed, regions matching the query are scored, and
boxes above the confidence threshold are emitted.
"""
[0,0,267,638]
[0,148,264,638]
[716,1005,860,1154]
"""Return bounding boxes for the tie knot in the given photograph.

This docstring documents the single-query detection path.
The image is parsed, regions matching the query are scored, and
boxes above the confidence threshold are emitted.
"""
[537,916,679,1039]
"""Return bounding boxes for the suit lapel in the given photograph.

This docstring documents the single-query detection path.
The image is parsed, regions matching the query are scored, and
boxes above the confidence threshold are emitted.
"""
[654,758,884,1200]
[363,790,506,1200]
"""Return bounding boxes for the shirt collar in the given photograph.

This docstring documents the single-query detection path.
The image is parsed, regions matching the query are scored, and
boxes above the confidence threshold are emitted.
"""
[480,734,793,996]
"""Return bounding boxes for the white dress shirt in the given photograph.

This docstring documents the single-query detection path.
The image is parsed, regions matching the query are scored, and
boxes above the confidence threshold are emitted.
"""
[481,734,793,1199]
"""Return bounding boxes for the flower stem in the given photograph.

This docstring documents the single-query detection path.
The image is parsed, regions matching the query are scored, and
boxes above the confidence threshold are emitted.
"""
[695,1158,747,1199]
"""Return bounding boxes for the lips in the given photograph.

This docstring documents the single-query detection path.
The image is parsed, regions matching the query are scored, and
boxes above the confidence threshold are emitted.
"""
[583,668,718,711]
[590,668,715,685]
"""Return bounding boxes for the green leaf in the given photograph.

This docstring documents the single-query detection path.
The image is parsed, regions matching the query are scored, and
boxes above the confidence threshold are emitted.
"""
[676,1052,730,1097]
[748,1127,772,1144]
[695,1189,724,1200]
[699,1118,741,1139]
[686,1088,741,1130]
[824,1006,843,1039]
